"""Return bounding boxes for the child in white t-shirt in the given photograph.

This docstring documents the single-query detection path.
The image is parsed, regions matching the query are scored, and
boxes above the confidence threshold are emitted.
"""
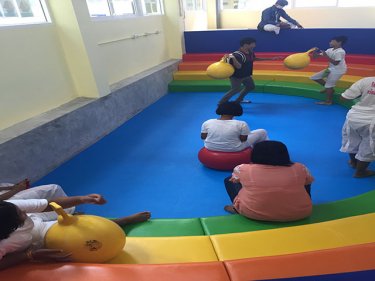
[340,77,375,178]
[201,102,268,152]
[0,183,151,270]
[311,36,348,105]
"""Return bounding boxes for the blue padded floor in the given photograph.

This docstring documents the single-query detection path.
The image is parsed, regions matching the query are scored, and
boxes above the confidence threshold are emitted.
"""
[36,92,374,219]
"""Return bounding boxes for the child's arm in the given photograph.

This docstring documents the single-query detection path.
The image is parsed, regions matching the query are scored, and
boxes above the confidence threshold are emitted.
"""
[227,54,242,69]
[43,194,107,212]
[0,180,30,201]
[320,51,341,65]
[0,249,71,271]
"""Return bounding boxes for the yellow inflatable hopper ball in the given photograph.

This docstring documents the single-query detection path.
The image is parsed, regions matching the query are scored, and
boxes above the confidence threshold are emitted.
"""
[45,202,126,263]
[206,58,235,79]
[284,48,317,70]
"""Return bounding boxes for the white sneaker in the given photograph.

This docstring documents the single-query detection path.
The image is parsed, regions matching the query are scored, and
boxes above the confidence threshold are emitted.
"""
[274,26,280,35]
[240,100,252,104]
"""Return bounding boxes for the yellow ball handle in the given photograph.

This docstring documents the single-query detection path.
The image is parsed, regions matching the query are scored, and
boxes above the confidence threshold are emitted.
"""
[305,47,318,54]
[49,202,77,225]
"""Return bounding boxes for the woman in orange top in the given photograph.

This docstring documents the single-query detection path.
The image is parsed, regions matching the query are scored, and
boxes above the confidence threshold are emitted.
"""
[224,140,314,222]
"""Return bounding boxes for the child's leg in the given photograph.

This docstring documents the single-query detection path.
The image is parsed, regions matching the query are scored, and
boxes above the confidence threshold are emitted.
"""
[349,153,357,168]
[12,184,67,200]
[304,184,312,198]
[325,87,335,104]
[310,70,327,86]
[354,161,375,178]
[218,77,243,104]
[246,129,269,147]
[224,176,242,202]
[316,72,344,105]
[235,77,255,103]
[263,24,281,35]
[111,212,151,226]
[353,126,375,178]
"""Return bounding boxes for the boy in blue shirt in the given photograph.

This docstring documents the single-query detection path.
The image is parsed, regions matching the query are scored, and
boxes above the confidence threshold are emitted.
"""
[257,0,303,35]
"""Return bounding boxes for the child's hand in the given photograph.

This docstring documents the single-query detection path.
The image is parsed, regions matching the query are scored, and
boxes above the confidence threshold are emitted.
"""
[30,248,72,262]
[81,194,107,205]
[229,177,240,183]
[320,51,328,57]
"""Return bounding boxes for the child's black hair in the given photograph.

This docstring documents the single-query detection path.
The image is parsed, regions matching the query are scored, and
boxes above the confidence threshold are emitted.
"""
[276,0,288,6]
[216,102,243,116]
[251,140,294,166]
[240,37,256,47]
[332,36,348,46]
[0,201,23,240]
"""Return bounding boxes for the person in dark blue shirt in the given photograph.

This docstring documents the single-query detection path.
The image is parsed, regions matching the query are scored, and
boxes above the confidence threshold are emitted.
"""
[218,37,281,104]
[257,0,303,35]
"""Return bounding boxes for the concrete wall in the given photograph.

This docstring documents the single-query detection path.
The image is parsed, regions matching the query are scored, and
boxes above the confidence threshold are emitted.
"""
[0,1,184,182]
[0,60,179,183]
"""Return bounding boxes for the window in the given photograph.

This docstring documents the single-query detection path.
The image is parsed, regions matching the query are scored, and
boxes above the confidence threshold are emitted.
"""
[184,0,205,11]
[111,0,135,15]
[221,0,290,10]
[0,0,50,25]
[338,0,375,7]
[86,0,163,17]
[141,0,163,15]
[294,0,337,7]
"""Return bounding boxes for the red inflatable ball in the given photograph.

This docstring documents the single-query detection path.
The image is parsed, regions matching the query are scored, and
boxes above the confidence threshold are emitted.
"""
[198,147,252,171]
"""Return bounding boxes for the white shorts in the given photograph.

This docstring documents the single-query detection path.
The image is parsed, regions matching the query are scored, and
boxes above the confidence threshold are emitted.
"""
[340,120,375,162]
[310,69,344,88]
[30,215,56,248]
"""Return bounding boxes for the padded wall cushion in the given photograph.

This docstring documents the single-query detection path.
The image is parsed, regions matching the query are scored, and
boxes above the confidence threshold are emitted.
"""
[108,236,218,264]
[0,262,230,281]
[202,189,375,235]
[184,29,375,55]
[123,218,205,237]
[224,243,375,281]
[168,79,269,92]
[210,213,375,261]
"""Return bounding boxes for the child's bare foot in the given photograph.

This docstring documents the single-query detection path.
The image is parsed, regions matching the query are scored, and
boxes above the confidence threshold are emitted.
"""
[113,211,151,226]
[348,160,357,169]
[315,101,333,105]
[224,205,238,214]
[354,170,375,178]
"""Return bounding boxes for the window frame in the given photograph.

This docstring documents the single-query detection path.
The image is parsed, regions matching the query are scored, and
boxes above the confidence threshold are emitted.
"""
[0,0,51,26]
[87,0,164,19]
[219,0,375,10]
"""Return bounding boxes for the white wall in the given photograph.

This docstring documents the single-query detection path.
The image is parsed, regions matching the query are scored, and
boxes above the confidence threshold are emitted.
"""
[0,0,184,130]
[184,2,375,30]
[220,7,375,29]
[0,24,76,130]
[92,16,170,86]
